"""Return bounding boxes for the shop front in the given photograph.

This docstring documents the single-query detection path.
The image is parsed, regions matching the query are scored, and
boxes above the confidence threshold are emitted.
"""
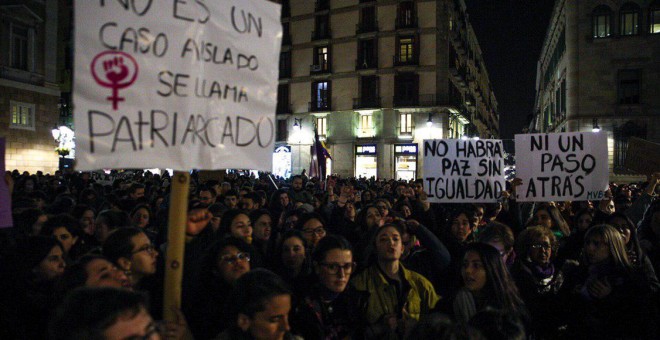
[394,143,417,181]
[355,144,377,179]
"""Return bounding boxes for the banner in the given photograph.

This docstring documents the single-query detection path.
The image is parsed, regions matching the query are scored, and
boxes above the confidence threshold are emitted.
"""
[515,132,608,202]
[624,137,660,177]
[423,139,505,203]
[0,138,12,229]
[74,0,282,171]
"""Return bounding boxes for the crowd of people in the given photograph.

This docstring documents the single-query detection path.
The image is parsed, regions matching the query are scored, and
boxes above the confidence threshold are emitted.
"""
[1,168,659,339]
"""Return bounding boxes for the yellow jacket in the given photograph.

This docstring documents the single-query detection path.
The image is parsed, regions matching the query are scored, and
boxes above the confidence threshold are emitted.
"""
[350,263,440,325]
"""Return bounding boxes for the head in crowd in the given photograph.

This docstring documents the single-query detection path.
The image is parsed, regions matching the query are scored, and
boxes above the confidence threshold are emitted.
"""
[529,203,571,237]
[461,243,525,315]
[72,204,97,236]
[207,203,227,232]
[241,192,260,212]
[515,226,558,268]
[95,209,132,243]
[78,188,99,207]
[40,213,81,255]
[583,224,631,270]
[16,236,66,283]
[219,209,253,244]
[226,269,292,340]
[448,206,478,243]
[606,212,643,260]
[573,208,595,232]
[468,308,526,340]
[295,212,327,248]
[203,237,252,286]
[477,222,515,264]
[102,227,158,285]
[49,287,157,340]
[223,189,239,209]
[472,204,486,226]
[484,202,503,223]
[279,208,306,232]
[249,209,273,243]
[613,194,633,213]
[13,207,48,237]
[312,235,355,293]
[360,189,375,204]
[374,198,392,219]
[127,183,146,201]
[130,204,151,229]
[58,254,131,292]
[277,230,310,278]
[198,186,217,205]
[292,175,304,192]
[394,201,413,218]
[356,204,383,232]
[372,222,405,265]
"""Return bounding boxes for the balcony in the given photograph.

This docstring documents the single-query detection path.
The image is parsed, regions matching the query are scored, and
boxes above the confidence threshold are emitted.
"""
[393,54,419,66]
[311,29,332,41]
[355,57,378,70]
[356,20,379,34]
[310,63,331,75]
[353,96,381,109]
[393,96,419,107]
[0,66,44,86]
[395,16,418,30]
[309,100,331,112]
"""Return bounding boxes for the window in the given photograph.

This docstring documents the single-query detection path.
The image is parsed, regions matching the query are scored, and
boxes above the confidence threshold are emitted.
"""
[314,14,330,40]
[282,22,291,45]
[276,119,289,141]
[400,112,413,134]
[312,81,330,111]
[620,3,640,36]
[592,5,612,38]
[359,76,379,107]
[399,37,414,62]
[396,1,415,29]
[277,84,290,114]
[10,24,31,71]
[316,117,327,137]
[650,2,660,33]
[279,51,291,78]
[312,46,330,72]
[618,69,641,104]
[281,0,290,18]
[358,6,377,33]
[10,101,35,130]
[359,113,374,137]
[394,73,419,106]
[357,39,377,69]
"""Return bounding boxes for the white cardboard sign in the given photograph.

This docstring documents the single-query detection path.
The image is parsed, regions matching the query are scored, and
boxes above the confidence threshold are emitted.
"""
[423,139,505,203]
[74,0,282,171]
[515,132,609,202]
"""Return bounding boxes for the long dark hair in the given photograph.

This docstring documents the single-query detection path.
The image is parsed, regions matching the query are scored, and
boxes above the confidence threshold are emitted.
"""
[462,243,527,316]
[607,212,644,265]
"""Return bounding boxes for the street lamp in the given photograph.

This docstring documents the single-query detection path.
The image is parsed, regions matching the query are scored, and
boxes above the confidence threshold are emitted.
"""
[293,118,302,131]
[426,112,433,127]
[592,118,601,132]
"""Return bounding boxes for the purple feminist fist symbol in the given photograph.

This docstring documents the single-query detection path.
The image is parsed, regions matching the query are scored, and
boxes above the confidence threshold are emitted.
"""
[91,51,139,110]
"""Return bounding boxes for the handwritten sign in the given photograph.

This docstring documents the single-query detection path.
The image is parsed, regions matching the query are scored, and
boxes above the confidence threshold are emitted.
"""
[0,138,12,229]
[74,0,282,171]
[515,132,608,202]
[423,139,505,203]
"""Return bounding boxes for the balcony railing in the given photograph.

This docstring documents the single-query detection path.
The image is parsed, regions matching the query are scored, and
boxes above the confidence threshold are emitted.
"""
[311,29,332,41]
[309,100,331,112]
[353,96,381,109]
[393,54,419,66]
[355,58,378,70]
[395,16,418,29]
[393,96,419,107]
[356,20,379,34]
[310,63,331,74]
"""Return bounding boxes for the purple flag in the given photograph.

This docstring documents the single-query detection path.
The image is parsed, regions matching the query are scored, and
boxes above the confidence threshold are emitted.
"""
[0,138,12,228]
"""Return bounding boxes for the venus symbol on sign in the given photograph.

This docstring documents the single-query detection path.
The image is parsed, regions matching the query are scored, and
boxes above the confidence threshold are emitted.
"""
[91,51,139,110]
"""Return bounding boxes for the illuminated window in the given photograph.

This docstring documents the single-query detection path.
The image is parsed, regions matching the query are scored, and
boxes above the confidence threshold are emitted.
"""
[312,81,330,111]
[399,112,412,134]
[650,2,660,33]
[398,36,415,63]
[317,116,327,136]
[10,101,35,130]
[620,3,639,36]
[592,5,612,38]
[359,113,374,137]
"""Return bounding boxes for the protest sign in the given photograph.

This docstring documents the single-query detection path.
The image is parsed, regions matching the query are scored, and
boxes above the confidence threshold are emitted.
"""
[74,0,282,171]
[515,132,608,202]
[624,137,660,177]
[423,139,505,203]
[0,138,12,229]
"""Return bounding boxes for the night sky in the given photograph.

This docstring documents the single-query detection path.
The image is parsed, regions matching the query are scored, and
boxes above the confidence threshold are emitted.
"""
[465,0,557,140]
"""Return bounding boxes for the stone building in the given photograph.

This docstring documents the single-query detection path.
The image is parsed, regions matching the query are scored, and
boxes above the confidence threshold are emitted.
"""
[0,0,64,174]
[532,0,659,180]
[273,0,499,179]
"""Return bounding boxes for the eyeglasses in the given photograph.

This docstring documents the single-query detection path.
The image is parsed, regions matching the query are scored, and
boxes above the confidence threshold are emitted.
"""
[303,227,326,237]
[220,252,251,264]
[530,243,552,250]
[320,262,355,275]
[132,244,157,255]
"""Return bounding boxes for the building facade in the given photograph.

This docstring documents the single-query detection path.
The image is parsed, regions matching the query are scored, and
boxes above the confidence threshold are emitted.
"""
[274,0,499,180]
[0,0,65,174]
[532,0,660,180]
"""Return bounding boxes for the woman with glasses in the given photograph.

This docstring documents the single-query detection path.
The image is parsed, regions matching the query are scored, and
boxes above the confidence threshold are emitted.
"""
[291,235,368,339]
[185,237,253,339]
[295,212,327,249]
[561,225,658,338]
[511,226,567,339]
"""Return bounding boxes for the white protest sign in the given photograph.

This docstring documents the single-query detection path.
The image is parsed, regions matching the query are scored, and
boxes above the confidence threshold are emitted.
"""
[514,132,609,202]
[423,139,505,203]
[74,0,282,171]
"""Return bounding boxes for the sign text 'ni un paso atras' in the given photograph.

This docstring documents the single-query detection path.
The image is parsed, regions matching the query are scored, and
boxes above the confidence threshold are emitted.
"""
[423,139,506,203]
[74,0,282,171]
